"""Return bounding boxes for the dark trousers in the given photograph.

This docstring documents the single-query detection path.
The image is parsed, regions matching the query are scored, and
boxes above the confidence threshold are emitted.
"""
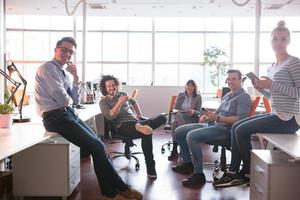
[117,114,166,166]
[43,106,127,197]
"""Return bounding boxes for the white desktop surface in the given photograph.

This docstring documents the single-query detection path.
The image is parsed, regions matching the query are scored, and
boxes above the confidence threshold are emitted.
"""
[0,124,56,160]
[257,132,300,161]
[0,103,101,160]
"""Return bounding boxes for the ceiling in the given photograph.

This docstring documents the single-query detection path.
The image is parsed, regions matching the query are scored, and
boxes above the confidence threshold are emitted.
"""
[5,0,300,17]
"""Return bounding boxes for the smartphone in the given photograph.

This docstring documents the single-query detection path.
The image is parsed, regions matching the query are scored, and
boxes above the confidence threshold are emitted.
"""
[245,72,259,82]
[201,107,208,112]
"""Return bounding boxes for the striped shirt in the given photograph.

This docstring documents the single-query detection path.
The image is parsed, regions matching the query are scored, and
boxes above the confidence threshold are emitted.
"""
[269,56,300,125]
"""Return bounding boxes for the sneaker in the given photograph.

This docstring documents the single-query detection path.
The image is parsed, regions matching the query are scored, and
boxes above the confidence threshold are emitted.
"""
[168,151,178,161]
[182,173,206,187]
[213,172,250,188]
[135,123,153,135]
[147,165,157,179]
[172,163,194,174]
[119,187,143,200]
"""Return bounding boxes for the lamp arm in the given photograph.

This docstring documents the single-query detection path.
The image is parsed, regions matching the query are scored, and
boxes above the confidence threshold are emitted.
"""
[18,82,27,122]
[0,68,22,104]
[0,68,21,87]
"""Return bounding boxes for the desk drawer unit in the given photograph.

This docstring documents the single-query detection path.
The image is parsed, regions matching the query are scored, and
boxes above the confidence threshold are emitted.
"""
[250,150,300,200]
[12,136,80,199]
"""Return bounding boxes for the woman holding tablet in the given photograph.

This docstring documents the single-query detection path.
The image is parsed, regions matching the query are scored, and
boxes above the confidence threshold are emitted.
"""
[213,20,300,188]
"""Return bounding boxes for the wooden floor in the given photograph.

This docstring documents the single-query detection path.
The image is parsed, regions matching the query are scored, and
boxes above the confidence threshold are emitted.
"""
[22,128,250,200]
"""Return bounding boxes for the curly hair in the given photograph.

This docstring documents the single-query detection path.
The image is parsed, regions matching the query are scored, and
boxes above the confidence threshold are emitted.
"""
[99,75,120,96]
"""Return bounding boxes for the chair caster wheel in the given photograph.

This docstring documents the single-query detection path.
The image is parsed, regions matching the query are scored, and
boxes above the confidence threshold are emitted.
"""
[135,163,140,171]
[161,147,165,154]
[167,143,171,149]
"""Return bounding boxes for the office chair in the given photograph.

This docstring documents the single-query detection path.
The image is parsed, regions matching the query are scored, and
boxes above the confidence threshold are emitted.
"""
[205,96,261,181]
[160,95,177,154]
[105,119,143,171]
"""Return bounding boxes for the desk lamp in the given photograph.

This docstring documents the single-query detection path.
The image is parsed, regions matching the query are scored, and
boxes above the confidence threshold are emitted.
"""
[6,61,30,122]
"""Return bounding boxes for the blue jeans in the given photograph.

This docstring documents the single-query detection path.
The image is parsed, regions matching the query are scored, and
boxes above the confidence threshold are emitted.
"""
[43,106,128,197]
[174,122,231,174]
[230,113,300,174]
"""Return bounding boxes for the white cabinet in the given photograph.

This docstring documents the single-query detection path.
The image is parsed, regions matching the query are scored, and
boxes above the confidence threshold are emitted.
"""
[250,150,300,200]
[12,136,80,199]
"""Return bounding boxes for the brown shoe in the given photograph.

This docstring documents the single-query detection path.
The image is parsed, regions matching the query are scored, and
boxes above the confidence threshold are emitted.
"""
[119,187,143,200]
[135,123,153,135]
[102,193,136,200]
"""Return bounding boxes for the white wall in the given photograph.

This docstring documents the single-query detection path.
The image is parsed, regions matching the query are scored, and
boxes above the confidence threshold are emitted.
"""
[122,86,183,117]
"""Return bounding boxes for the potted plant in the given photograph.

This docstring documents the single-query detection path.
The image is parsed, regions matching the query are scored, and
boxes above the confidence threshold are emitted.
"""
[0,103,14,128]
[203,46,230,94]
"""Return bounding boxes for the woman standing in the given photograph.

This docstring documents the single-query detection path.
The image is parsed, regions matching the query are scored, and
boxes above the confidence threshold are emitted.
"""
[168,80,202,161]
[213,20,300,188]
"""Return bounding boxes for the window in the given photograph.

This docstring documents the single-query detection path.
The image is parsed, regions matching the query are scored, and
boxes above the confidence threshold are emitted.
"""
[6,15,300,94]
[155,64,178,85]
[179,33,204,62]
[233,33,254,63]
[155,33,178,62]
[129,33,152,62]
[102,32,127,62]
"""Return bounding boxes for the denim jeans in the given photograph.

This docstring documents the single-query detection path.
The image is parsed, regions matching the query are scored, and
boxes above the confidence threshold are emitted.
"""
[230,113,300,174]
[117,114,166,167]
[43,106,128,197]
[174,122,231,174]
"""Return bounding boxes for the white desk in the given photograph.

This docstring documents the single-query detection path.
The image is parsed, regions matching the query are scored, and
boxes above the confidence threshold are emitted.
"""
[0,103,102,198]
[0,124,55,160]
[250,132,300,200]
[0,103,101,162]
[256,132,300,162]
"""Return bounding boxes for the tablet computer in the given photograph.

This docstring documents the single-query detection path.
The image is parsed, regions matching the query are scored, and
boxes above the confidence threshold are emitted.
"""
[245,72,259,82]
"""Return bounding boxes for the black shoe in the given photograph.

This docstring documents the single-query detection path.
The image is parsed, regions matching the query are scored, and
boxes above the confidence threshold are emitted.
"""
[147,165,157,179]
[168,151,178,161]
[213,172,250,188]
[172,163,194,174]
[182,173,206,187]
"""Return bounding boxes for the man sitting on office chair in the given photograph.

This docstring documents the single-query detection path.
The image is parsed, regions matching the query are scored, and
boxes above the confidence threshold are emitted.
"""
[172,69,252,187]
[99,75,167,179]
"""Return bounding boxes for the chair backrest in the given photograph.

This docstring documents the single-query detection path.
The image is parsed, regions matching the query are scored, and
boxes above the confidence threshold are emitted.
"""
[168,95,177,113]
[262,96,271,113]
[216,88,222,98]
[248,96,260,117]
[221,87,230,98]
[131,89,139,98]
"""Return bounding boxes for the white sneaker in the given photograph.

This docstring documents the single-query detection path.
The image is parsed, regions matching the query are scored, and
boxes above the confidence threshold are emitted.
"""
[135,123,153,135]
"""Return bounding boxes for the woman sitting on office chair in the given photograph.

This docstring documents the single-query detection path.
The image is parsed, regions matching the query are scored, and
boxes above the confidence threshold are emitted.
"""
[168,79,202,161]
[213,20,300,188]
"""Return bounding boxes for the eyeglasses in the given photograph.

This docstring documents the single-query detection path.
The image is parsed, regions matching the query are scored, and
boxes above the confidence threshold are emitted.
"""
[58,47,74,55]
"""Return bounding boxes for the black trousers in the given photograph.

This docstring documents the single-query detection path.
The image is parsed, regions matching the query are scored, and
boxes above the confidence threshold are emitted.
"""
[117,114,167,166]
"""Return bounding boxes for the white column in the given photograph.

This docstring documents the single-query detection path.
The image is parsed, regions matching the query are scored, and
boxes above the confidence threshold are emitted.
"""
[254,0,261,76]
[81,1,87,83]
